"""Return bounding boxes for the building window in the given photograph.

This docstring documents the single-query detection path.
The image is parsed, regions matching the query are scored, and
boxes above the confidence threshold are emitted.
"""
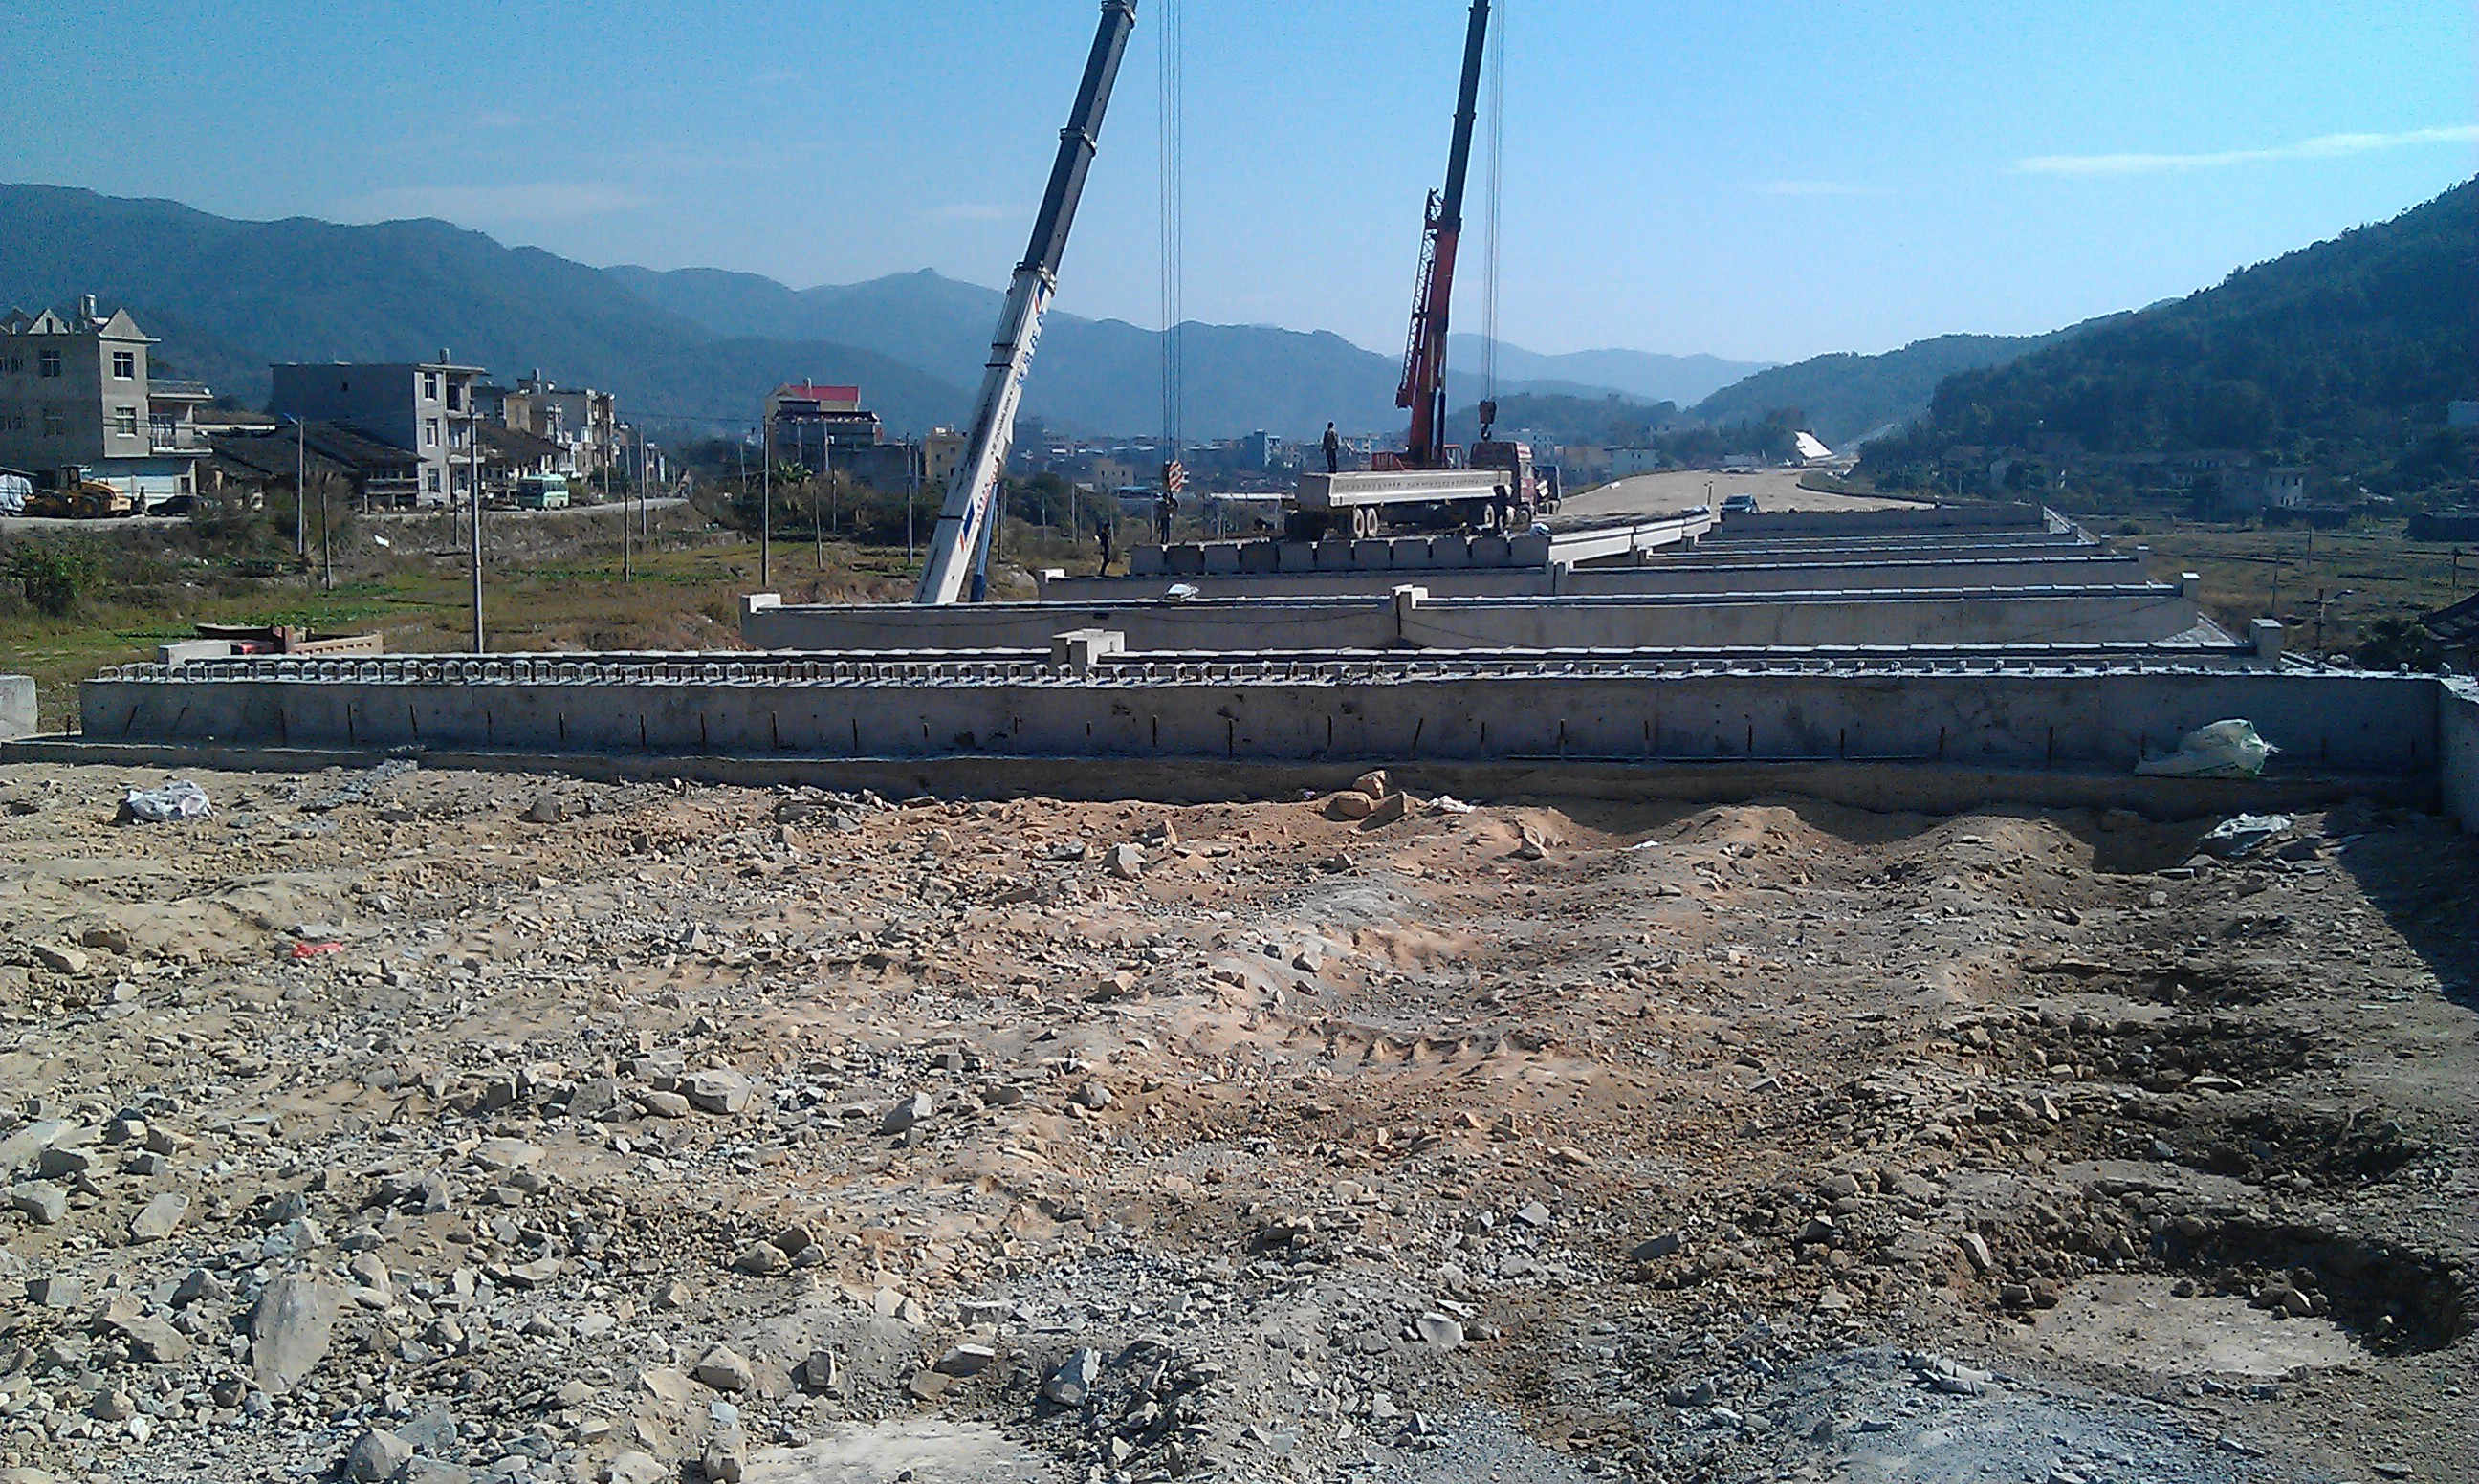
[114,405,139,436]
[41,408,68,436]
[423,373,441,401]
[112,351,135,379]
[425,418,441,447]
[427,469,442,494]
[38,349,61,378]
[447,382,463,412]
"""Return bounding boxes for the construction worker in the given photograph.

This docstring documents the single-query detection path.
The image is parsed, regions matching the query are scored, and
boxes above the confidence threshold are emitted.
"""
[1156,490,1176,546]
[1323,423,1341,474]
[1097,511,1114,574]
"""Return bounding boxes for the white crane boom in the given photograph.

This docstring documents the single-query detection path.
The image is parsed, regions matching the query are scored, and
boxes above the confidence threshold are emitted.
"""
[915,0,1139,605]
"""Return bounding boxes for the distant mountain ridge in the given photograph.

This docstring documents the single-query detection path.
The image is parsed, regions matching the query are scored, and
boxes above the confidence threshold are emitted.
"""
[0,186,969,435]
[1690,320,2130,449]
[1442,335,1769,408]
[0,184,1781,444]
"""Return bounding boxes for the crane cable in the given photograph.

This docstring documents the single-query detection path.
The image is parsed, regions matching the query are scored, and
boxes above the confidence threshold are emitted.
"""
[1158,0,1184,495]
[1481,0,1507,405]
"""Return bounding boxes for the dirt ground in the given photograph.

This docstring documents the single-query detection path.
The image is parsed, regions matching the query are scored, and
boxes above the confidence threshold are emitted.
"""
[1,761,2473,1484]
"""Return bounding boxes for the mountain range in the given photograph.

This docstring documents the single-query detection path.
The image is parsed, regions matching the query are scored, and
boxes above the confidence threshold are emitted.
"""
[4,181,2332,455]
[0,184,1785,443]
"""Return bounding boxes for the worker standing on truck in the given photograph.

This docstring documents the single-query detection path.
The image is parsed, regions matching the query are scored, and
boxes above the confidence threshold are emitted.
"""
[1323,423,1341,474]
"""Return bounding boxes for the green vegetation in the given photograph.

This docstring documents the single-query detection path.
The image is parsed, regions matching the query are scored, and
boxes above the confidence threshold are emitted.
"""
[1864,179,2479,498]
[7,539,103,616]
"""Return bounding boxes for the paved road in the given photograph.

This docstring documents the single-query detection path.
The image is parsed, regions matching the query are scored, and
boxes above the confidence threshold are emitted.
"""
[1559,467,1911,523]
[0,496,688,535]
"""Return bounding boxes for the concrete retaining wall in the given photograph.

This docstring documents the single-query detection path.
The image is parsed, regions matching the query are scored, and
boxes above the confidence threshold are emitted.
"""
[748,584,2204,653]
[80,660,2440,781]
[1035,554,2146,602]
[2445,678,2479,835]
[0,676,33,741]
[1715,503,2051,539]
[1666,535,2092,565]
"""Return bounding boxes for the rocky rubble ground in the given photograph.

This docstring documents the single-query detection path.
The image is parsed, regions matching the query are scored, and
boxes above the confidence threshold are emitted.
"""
[0,761,2473,1484]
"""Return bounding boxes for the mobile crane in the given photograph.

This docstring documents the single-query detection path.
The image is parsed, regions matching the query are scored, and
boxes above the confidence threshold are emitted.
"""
[915,1,1139,605]
[1283,0,1553,542]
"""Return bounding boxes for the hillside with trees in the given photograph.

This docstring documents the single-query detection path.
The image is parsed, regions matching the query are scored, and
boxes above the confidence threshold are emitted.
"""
[1692,321,2123,449]
[1861,179,2478,495]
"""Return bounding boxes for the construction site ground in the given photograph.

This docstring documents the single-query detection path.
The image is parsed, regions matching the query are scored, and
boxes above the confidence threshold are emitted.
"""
[1,759,2473,1484]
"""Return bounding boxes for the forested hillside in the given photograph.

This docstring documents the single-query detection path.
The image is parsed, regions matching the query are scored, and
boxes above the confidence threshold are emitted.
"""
[1863,179,2478,491]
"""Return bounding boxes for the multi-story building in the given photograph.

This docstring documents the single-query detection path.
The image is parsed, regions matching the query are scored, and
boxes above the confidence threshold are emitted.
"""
[921,426,966,491]
[269,354,486,506]
[498,374,620,482]
[765,383,883,464]
[0,296,206,502]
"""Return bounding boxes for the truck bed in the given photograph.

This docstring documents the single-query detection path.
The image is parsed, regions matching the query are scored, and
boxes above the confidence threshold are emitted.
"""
[1295,469,1507,511]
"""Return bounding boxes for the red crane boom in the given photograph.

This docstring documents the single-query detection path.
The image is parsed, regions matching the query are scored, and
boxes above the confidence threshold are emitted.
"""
[1394,0,1493,469]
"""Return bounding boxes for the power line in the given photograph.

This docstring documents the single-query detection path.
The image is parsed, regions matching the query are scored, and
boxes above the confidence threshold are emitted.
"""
[1158,0,1184,468]
[1482,0,1507,403]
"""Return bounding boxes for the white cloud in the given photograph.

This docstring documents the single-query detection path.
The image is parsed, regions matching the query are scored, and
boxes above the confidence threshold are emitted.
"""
[1755,180,1885,198]
[339,183,647,225]
[2018,123,2479,177]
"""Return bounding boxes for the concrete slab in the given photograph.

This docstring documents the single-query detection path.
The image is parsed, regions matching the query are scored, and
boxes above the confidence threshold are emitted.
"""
[2445,677,2479,835]
[0,675,33,741]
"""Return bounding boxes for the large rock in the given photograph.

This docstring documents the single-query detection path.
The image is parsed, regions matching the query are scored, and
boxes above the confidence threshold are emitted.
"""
[685,1069,755,1116]
[603,1453,668,1484]
[127,1190,188,1243]
[251,1276,340,1395]
[692,1344,752,1393]
[0,1120,81,1177]
[345,1429,415,1482]
[9,1182,68,1225]
[1042,1347,1103,1406]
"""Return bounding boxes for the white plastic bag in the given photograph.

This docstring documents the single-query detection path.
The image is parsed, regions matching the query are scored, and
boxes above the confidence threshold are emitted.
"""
[121,779,212,823]
[2137,720,2278,780]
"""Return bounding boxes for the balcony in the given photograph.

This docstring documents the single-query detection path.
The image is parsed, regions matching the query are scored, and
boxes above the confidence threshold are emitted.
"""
[150,423,207,454]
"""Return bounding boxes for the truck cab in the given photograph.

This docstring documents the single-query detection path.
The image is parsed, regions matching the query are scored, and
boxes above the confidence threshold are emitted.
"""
[1470,440,1553,524]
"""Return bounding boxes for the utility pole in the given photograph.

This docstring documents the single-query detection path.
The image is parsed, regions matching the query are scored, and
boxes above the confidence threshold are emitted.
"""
[759,418,773,588]
[318,469,332,592]
[290,415,307,562]
[623,426,635,583]
[468,409,485,653]
[907,447,918,566]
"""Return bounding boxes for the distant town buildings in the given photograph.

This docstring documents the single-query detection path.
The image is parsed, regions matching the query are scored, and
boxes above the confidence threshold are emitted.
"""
[0,296,208,502]
[270,355,485,505]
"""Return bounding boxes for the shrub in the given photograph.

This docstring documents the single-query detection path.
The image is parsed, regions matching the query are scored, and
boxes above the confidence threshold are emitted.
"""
[7,540,102,617]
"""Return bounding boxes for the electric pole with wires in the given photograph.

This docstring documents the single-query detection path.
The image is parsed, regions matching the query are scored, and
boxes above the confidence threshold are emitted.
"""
[1157,0,1185,536]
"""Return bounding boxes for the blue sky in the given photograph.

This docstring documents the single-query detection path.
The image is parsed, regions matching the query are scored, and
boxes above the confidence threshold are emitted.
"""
[3,0,2472,363]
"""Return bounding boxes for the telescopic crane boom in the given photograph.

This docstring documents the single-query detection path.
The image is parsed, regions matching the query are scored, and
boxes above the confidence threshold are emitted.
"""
[1394,0,1492,470]
[915,0,1139,605]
